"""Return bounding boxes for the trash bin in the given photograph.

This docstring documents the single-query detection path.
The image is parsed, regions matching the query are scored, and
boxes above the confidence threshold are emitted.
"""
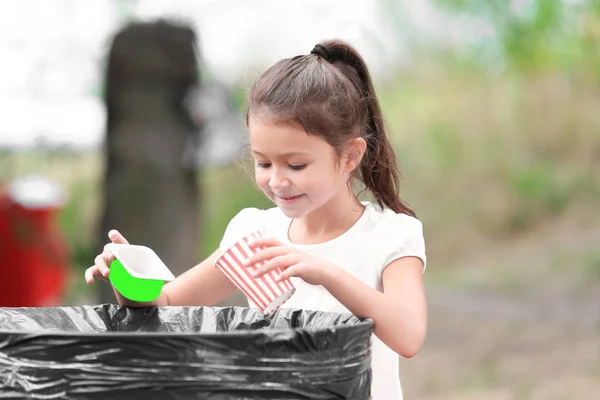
[0,305,373,399]
[0,174,69,307]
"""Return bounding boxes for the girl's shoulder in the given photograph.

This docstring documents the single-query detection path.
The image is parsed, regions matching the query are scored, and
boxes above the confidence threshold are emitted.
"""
[362,202,424,238]
[361,202,427,271]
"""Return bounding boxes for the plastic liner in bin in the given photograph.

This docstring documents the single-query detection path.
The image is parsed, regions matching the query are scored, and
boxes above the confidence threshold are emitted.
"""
[0,305,373,399]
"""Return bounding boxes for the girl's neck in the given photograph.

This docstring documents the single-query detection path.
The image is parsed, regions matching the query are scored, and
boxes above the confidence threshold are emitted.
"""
[288,189,365,245]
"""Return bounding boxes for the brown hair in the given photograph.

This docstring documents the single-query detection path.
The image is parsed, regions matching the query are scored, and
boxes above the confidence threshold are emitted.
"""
[246,39,415,217]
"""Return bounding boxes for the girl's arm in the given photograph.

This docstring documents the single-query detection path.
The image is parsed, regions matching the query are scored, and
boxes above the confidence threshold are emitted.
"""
[244,237,427,357]
[118,249,238,307]
[322,256,427,358]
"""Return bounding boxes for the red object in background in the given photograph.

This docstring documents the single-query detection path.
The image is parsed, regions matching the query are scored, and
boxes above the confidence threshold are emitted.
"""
[0,177,70,307]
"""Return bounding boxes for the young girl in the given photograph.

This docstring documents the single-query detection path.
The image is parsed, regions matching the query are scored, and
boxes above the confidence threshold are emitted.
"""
[85,39,427,400]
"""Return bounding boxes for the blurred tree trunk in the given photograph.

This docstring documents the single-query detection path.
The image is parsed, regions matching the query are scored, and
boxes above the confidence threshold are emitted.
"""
[98,21,202,303]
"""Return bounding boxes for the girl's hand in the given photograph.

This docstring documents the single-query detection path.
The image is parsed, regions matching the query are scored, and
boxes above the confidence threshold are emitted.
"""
[245,237,333,286]
[84,230,129,284]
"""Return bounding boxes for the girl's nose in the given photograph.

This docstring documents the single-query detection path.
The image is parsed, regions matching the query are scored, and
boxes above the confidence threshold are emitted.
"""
[269,169,290,190]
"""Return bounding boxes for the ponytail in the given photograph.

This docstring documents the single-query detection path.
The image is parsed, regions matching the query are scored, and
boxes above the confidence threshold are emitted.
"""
[313,40,415,217]
[248,39,415,217]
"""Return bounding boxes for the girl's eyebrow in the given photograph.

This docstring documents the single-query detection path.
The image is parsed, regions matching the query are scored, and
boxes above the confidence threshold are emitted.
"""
[251,149,311,157]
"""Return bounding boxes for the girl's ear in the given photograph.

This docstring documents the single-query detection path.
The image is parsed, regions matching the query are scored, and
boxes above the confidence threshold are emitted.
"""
[345,137,367,173]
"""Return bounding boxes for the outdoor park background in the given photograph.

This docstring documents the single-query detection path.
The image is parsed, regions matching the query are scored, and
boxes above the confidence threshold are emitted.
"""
[1,1,599,399]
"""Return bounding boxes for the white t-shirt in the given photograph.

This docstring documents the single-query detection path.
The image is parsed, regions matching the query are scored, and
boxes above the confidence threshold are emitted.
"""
[219,201,427,400]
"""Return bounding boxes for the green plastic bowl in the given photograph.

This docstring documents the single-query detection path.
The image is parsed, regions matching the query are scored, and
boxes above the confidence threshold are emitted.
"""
[106,244,175,303]
[109,259,165,302]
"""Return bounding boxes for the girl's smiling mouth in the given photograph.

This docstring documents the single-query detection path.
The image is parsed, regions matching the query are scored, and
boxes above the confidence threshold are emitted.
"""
[275,194,304,203]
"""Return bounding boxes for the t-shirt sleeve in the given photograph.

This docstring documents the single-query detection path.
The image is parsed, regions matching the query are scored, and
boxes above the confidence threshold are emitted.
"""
[219,208,266,250]
[380,214,427,274]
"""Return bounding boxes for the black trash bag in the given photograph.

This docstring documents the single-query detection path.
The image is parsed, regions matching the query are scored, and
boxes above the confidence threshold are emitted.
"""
[0,305,373,400]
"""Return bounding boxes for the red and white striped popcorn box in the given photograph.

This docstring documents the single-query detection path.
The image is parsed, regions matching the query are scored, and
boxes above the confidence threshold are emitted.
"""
[214,231,296,314]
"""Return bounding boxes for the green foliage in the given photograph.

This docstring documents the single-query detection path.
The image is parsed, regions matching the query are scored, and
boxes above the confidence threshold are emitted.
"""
[434,0,512,17]
[432,0,599,73]
[581,249,600,281]
[426,123,463,170]
[506,163,571,230]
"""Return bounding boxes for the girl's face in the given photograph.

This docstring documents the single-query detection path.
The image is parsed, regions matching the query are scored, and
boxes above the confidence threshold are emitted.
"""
[248,119,353,219]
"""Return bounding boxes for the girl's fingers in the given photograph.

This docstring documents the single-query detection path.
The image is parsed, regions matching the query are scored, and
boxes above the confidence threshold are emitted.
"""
[84,266,95,284]
[85,265,108,284]
[244,246,289,267]
[251,254,297,277]
[102,244,116,263]
[275,264,302,282]
[247,236,282,249]
[85,229,127,285]
[108,229,129,245]
[94,254,111,277]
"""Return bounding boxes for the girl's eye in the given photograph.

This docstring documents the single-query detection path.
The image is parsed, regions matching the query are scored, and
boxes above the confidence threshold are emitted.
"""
[289,164,307,171]
[256,162,271,168]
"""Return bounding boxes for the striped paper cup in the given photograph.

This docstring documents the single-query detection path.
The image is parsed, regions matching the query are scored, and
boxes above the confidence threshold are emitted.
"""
[214,231,296,314]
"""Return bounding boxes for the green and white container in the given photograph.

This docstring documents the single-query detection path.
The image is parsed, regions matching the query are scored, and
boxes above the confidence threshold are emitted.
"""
[107,244,175,302]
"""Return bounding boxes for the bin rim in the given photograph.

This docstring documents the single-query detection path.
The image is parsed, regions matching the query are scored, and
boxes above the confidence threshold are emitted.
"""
[0,305,375,338]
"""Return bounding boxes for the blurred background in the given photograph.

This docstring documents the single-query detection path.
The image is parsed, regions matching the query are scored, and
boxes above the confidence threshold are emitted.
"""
[1,0,599,398]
